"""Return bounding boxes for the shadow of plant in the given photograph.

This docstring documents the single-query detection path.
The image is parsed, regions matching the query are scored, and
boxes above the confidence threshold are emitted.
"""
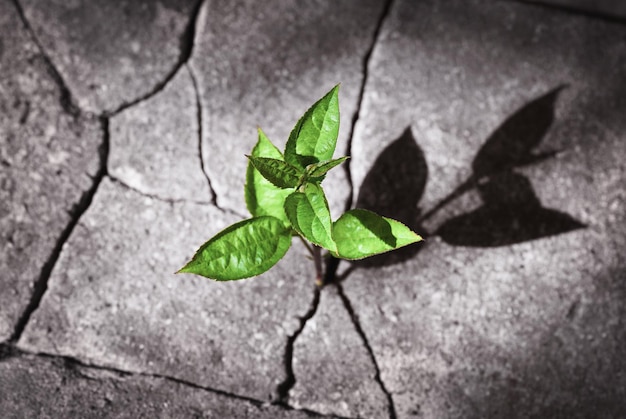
[348,85,584,270]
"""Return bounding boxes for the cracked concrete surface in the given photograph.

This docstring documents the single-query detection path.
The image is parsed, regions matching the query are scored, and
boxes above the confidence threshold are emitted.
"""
[2,0,626,417]
[0,0,102,341]
[18,0,202,114]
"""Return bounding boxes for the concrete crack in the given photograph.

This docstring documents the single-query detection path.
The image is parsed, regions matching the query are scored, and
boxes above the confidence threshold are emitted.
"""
[335,283,397,419]
[9,117,110,343]
[275,285,321,405]
[107,174,212,206]
[343,0,395,212]
[508,0,626,24]
[11,0,80,117]
[187,64,220,207]
[106,0,206,117]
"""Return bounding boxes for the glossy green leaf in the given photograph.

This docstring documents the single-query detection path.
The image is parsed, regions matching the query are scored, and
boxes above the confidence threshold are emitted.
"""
[245,129,292,223]
[248,156,301,188]
[284,183,336,252]
[332,209,422,260]
[284,85,340,170]
[178,216,291,280]
[306,156,349,178]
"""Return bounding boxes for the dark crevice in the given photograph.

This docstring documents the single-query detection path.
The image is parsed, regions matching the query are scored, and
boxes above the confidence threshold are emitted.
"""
[275,285,321,405]
[106,0,205,117]
[509,0,626,25]
[11,0,80,117]
[0,345,334,418]
[321,0,396,288]
[107,174,212,206]
[342,0,395,213]
[187,64,221,209]
[9,117,110,343]
[335,283,397,419]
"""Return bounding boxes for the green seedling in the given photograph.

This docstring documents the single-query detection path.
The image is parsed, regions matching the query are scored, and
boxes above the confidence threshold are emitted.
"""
[178,85,422,284]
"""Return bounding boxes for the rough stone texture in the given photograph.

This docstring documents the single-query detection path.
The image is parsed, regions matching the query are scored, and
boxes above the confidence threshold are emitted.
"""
[109,65,211,202]
[521,0,626,19]
[0,353,314,418]
[190,0,386,217]
[20,0,200,114]
[291,285,389,418]
[19,178,317,402]
[343,0,626,417]
[0,0,101,342]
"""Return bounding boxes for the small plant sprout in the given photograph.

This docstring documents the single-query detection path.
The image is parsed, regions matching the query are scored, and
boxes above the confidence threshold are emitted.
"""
[178,85,423,285]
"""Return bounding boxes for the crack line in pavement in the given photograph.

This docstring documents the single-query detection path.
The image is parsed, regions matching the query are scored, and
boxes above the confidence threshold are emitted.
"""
[9,117,110,343]
[509,0,626,24]
[107,174,213,206]
[11,0,80,116]
[335,283,397,419]
[275,285,321,405]
[106,0,206,117]
[187,64,221,208]
[0,343,349,419]
[342,0,395,213]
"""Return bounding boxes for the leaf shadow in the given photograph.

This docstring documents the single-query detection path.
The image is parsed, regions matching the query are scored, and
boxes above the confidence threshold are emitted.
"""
[436,172,585,247]
[341,84,586,274]
[353,127,427,268]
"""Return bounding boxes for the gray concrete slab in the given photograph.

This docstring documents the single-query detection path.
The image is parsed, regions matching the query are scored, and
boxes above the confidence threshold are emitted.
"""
[190,0,386,217]
[0,0,101,342]
[18,178,318,402]
[20,0,200,114]
[0,353,314,418]
[291,285,389,418]
[341,0,626,417]
[109,65,212,203]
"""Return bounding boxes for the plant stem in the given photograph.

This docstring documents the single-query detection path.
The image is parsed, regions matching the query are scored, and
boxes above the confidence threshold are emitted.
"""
[312,245,323,287]
[298,235,315,258]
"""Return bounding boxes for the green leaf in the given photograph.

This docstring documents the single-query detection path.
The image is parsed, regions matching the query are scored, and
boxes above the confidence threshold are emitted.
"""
[245,129,292,223]
[284,183,336,252]
[306,156,349,178]
[247,156,302,188]
[178,216,292,280]
[332,209,422,260]
[284,85,340,170]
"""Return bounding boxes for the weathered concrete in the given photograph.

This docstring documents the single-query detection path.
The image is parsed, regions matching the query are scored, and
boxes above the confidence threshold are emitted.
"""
[190,0,386,217]
[342,0,626,417]
[20,0,200,114]
[0,0,101,342]
[0,353,314,418]
[18,178,317,402]
[109,65,211,202]
[291,285,389,418]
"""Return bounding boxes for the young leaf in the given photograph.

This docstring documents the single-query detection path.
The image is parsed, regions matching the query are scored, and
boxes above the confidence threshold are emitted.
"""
[178,216,292,280]
[247,156,302,188]
[284,85,340,170]
[245,129,292,223]
[332,209,422,260]
[306,156,349,178]
[284,183,336,252]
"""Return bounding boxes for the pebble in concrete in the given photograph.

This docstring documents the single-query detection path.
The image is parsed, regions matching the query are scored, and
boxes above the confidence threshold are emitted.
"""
[0,353,314,418]
[0,0,101,342]
[19,178,317,402]
[341,0,626,417]
[190,0,386,216]
[109,65,211,202]
[20,0,200,113]
[291,285,389,418]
